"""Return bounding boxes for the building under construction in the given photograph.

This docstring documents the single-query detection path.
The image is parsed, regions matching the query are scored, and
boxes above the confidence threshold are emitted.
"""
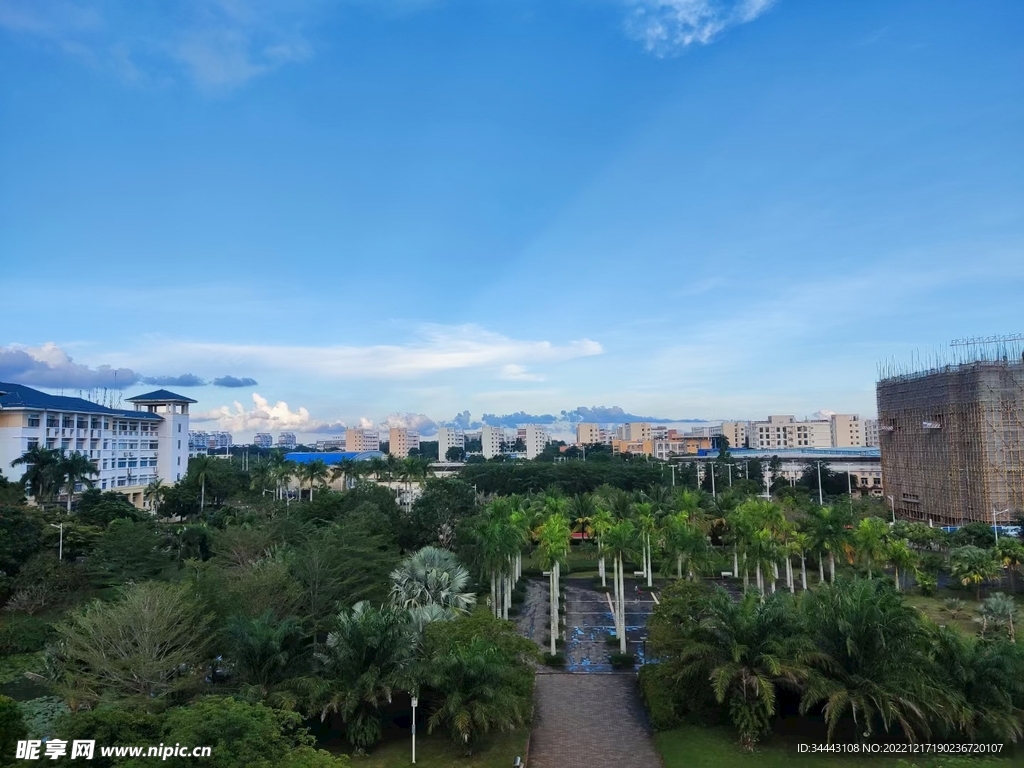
[877,335,1024,526]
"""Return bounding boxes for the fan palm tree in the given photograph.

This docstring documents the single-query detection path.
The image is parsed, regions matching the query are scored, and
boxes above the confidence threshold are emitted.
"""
[996,538,1024,593]
[10,445,62,503]
[977,593,1017,642]
[56,452,99,513]
[302,602,418,750]
[950,545,1002,601]
[590,506,615,588]
[389,546,476,616]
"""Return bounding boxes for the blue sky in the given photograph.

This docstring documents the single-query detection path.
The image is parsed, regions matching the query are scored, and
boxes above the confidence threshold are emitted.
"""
[1,0,1022,439]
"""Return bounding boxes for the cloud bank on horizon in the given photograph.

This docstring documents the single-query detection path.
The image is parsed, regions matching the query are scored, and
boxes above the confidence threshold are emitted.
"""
[0,343,259,390]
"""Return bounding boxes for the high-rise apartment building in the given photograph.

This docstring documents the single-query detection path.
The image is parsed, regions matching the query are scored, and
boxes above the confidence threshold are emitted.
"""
[388,427,420,458]
[345,428,380,453]
[253,433,274,449]
[314,436,345,451]
[718,421,748,449]
[615,422,652,441]
[748,416,833,449]
[437,427,465,459]
[576,423,611,445]
[481,425,504,459]
[523,425,549,460]
[863,418,880,447]
[829,414,864,448]
[277,432,297,449]
[877,352,1024,525]
[0,384,192,508]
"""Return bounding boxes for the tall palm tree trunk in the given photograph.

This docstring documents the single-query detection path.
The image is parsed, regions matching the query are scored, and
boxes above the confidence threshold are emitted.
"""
[201,479,206,511]
[618,554,627,654]
[756,563,764,600]
[800,555,808,591]
[829,551,836,582]
[491,573,498,618]
[786,558,794,594]
[677,553,683,579]
[893,564,900,591]
[818,553,824,583]
[733,545,739,579]
[646,534,653,588]
[549,569,557,656]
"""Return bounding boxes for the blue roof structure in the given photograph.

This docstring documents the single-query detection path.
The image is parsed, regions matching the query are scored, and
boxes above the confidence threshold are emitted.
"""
[699,447,881,459]
[126,389,197,403]
[0,382,163,420]
[285,451,385,465]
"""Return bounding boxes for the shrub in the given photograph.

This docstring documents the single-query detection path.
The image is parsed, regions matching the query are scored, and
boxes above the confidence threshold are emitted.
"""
[0,695,27,764]
[542,653,565,667]
[604,634,619,647]
[638,664,680,730]
[916,571,937,596]
[0,614,55,654]
[609,652,636,669]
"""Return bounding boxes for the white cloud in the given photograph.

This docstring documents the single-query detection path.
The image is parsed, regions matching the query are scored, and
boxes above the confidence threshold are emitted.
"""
[0,0,314,90]
[499,364,545,382]
[623,0,776,56]
[191,392,346,434]
[380,412,438,434]
[156,325,603,380]
[0,343,140,389]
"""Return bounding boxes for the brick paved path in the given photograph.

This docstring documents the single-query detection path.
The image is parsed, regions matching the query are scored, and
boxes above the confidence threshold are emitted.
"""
[528,674,662,768]
[523,577,663,767]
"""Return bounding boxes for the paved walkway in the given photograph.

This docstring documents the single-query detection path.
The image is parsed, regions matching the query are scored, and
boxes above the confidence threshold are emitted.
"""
[520,575,663,767]
[528,674,663,768]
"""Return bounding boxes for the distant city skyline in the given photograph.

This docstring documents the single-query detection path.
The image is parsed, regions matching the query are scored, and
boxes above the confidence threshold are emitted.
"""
[2,1,1021,438]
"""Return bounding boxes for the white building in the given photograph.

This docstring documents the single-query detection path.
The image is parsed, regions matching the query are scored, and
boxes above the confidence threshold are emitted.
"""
[615,422,652,441]
[718,421,748,449]
[253,433,274,449]
[314,436,346,451]
[523,425,550,460]
[481,425,504,459]
[747,414,865,450]
[437,427,464,459]
[277,432,297,449]
[207,431,232,449]
[388,427,420,458]
[345,427,380,453]
[0,384,192,508]
[863,418,880,447]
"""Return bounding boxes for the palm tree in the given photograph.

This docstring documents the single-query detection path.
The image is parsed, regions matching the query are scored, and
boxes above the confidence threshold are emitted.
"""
[226,610,305,703]
[426,637,532,754]
[249,462,274,496]
[55,452,99,513]
[885,537,919,592]
[806,504,852,583]
[10,446,62,503]
[472,500,525,620]
[534,512,571,656]
[634,501,658,589]
[144,478,166,515]
[302,602,418,750]
[790,532,811,591]
[590,506,615,588]
[272,460,296,503]
[327,460,353,491]
[800,578,955,743]
[603,519,639,654]
[977,593,1017,642]
[853,517,890,579]
[297,459,329,501]
[996,538,1024,593]
[389,546,476,617]
[950,545,1002,601]
[662,512,710,581]
[189,454,215,511]
[674,591,813,750]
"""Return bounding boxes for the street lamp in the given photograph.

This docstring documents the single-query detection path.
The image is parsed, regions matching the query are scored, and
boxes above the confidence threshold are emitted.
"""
[49,523,63,561]
[993,508,1009,544]
[411,694,418,764]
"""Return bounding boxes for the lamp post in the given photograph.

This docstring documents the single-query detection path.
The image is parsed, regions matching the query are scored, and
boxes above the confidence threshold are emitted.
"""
[49,523,63,561]
[847,470,853,497]
[993,508,1009,544]
[710,462,716,498]
[411,695,418,764]
[815,460,824,505]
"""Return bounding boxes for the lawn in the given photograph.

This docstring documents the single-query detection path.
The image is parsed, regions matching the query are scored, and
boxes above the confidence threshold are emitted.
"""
[348,730,528,768]
[655,725,1013,768]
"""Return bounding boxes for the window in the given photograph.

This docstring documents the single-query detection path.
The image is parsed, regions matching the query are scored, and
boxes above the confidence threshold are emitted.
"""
[103,440,109,449]
[101,480,107,489]
[117,459,127,468]
[177,457,181,466]
[178,424,182,433]
[102,460,108,469]
[77,418,87,429]
[177,440,181,449]
[27,439,39,450]
[47,417,58,428]
[61,439,70,449]
[63,417,74,428]
[27,414,40,427]
[46,439,56,449]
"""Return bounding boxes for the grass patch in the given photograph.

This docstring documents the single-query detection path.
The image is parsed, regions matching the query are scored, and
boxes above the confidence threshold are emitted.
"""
[655,724,1012,768]
[0,652,43,684]
[904,590,987,635]
[350,730,529,768]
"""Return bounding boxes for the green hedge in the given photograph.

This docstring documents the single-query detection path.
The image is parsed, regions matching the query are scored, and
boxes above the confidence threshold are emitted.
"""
[639,664,681,730]
[0,614,55,655]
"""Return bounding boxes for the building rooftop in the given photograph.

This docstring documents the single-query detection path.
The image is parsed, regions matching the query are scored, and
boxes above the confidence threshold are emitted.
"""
[126,389,198,403]
[285,451,386,464]
[0,381,163,420]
